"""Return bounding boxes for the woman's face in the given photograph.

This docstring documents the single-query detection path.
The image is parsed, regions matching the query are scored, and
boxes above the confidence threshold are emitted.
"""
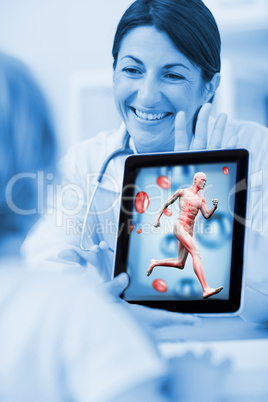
[113,26,209,153]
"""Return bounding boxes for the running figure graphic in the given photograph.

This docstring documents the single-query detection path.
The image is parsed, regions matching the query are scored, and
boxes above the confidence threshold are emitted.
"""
[147,172,223,299]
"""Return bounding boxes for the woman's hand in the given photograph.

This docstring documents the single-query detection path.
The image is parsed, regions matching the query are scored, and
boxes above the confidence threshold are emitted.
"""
[174,103,234,151]
[101,273,202,331]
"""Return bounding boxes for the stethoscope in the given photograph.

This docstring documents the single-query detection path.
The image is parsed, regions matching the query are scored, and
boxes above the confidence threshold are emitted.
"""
[80,132,134,253]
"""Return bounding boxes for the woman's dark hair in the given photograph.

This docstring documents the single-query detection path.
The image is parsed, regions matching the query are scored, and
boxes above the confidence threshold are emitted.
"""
[112,0,221,83]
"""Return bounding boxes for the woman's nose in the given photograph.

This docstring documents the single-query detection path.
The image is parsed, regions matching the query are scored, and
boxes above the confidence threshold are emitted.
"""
[137,76,162,107]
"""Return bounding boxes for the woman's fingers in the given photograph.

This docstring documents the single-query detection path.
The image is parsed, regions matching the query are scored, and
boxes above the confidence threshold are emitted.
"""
[174,104,229,152]
[100,273,129,298]
[190,103,212,150]
[129,303,203,329]
[174,111,189,151]
[208,113,228,149]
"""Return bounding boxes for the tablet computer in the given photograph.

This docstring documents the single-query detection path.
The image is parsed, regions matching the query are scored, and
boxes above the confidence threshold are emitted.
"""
[114,149,248,314]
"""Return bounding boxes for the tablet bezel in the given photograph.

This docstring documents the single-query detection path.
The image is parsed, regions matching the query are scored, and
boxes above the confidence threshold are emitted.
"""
[114,149,249,314]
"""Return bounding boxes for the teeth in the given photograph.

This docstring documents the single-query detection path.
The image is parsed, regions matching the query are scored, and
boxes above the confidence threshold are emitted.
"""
[134,108,168,121]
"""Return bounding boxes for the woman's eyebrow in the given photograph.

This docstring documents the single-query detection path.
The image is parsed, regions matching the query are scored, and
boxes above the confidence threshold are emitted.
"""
[163,63,190,71]
[120,55,143,65]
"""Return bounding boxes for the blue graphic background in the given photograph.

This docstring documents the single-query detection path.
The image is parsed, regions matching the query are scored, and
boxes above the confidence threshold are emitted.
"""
[125,162,237,301]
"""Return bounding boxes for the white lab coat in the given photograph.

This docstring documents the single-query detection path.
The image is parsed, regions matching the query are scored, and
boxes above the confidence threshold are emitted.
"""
[23,124,130,280]
[23,120,268,321]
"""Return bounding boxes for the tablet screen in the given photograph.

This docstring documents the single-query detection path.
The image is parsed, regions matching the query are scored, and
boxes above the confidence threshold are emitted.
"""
[114,149,248,313]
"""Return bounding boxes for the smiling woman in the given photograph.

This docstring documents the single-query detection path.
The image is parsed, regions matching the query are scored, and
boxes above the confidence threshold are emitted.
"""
[113,26,216,153]
[23,0,268,326]
[112,0,222,153]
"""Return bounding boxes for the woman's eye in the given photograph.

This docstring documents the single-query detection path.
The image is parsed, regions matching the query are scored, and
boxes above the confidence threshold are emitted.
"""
[165,73,184,81]
[122,67,142,75]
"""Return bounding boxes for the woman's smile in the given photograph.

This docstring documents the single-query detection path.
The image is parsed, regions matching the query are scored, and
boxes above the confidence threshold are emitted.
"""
[129,106,173,127]
[113,26,207,153]
[131,107,170,122]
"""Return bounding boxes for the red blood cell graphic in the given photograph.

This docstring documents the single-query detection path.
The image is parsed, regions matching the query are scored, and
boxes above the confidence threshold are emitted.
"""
[163,208,172,216]
[129,223,134,233]
[152,278,168,293]
[134,191,150,214]
[137,228,142,234]
[156,176,171,189]
[222,166,229,175]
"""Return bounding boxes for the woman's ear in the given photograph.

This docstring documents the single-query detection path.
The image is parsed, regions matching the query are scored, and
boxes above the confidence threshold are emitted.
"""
[203,73,221,103]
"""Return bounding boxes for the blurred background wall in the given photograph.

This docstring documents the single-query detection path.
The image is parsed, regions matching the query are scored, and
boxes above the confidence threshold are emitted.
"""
[0,0,267,155]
